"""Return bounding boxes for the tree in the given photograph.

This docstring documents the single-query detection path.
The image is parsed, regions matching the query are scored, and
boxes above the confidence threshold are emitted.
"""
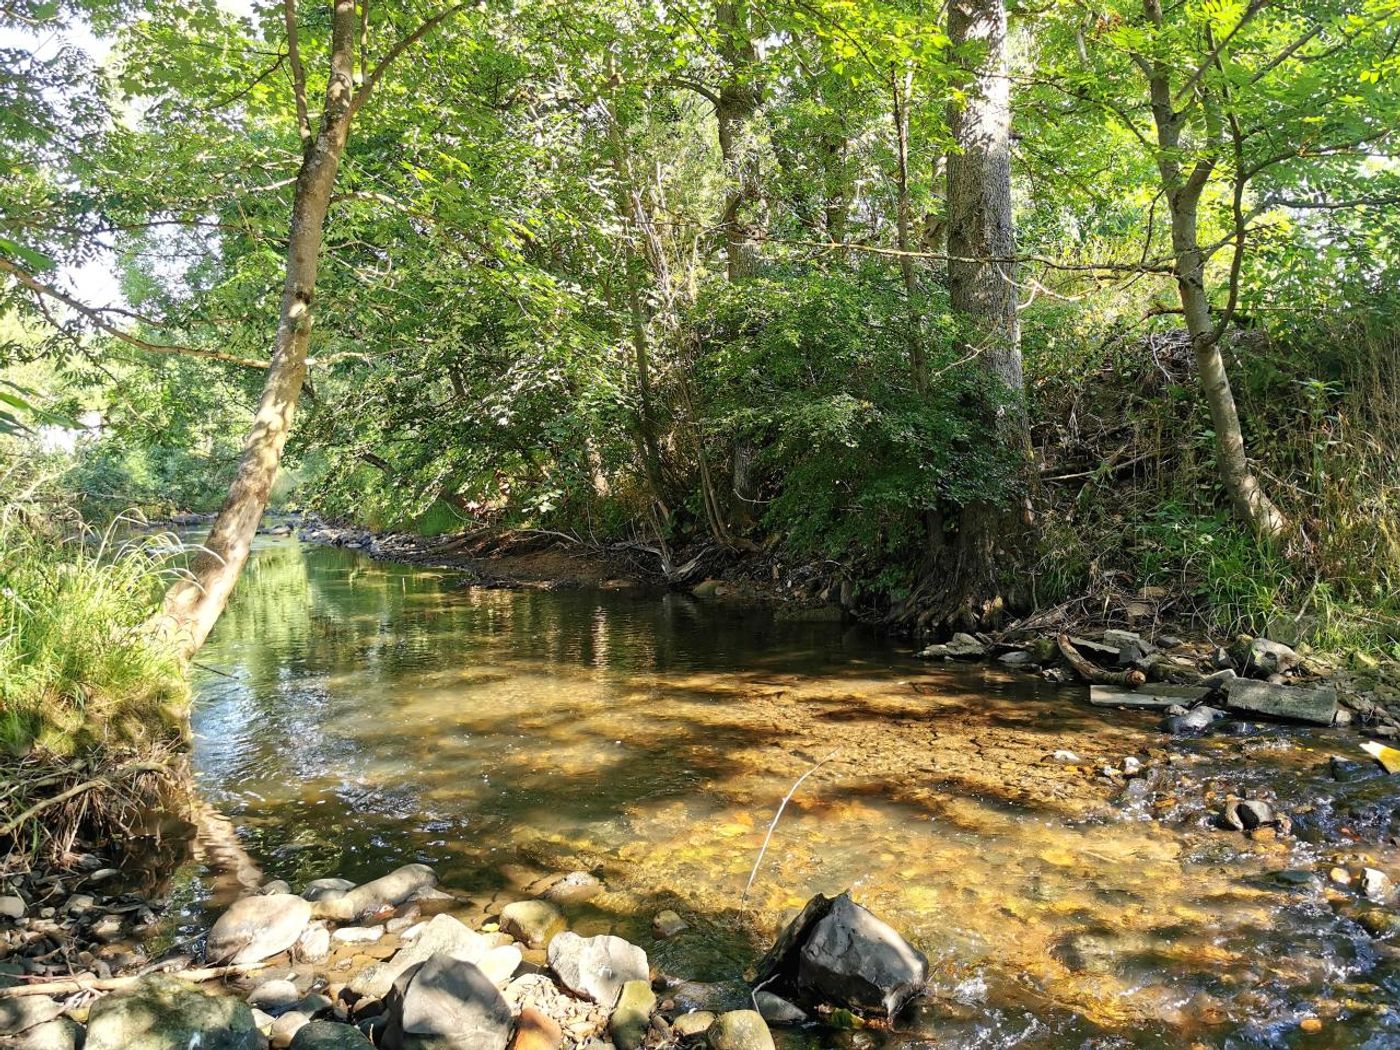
[941,0,1025,620]
[156,0,462,656]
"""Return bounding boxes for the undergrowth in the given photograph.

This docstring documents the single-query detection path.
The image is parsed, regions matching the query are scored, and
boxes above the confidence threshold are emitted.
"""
[0,468,190,757]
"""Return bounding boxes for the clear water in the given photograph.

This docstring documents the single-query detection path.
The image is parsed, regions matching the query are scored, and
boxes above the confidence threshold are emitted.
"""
[190,538,1400,1048]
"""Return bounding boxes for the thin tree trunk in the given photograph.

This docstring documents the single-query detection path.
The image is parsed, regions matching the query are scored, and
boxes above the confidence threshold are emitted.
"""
[715,0,762,282]
[892,66,925,391]
[1141,0,1287,539]
[157,0,459,656]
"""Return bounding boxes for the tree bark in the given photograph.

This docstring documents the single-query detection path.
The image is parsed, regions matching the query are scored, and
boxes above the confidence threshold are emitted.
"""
[1141,0,1287,539]
[891,67,925,391]
[157,0,457,656]
[715,0,762,282]
[938,0,1026,625]
[947,0,1022,406]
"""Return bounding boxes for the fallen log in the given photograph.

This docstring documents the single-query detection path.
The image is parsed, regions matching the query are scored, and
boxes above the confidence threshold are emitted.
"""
[1224,679,1338,726]
[1057,634,1148,687]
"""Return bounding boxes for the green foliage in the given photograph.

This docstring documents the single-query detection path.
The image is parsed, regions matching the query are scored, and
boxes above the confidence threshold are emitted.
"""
[691,269,1015,590]
[0,467,189,756]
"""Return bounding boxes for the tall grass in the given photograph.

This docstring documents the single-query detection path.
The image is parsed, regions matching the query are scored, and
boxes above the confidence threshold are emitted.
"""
[0,472,190,757]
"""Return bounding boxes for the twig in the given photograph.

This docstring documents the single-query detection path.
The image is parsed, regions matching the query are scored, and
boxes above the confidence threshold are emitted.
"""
[0,762,166,837]
[742,750,839,903]
[0,963,266,998]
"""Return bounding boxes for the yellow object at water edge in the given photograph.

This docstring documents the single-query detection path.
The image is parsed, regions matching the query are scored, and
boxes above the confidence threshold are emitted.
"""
[1360,740,1400,775]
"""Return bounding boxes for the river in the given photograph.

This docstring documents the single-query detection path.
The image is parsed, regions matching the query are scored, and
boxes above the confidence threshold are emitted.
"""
[187,537,1400,1048]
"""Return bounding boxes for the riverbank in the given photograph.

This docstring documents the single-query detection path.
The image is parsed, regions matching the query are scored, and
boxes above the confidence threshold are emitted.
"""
[294,519,1400,740]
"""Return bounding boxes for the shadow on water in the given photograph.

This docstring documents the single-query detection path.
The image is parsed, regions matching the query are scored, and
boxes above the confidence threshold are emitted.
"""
[182,538,1400,1049]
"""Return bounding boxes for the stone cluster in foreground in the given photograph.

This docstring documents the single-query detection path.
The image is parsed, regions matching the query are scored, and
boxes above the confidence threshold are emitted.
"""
[0,864,929,1050]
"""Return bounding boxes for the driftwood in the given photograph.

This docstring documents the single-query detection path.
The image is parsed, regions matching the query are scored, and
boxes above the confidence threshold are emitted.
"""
[1056,634,1147,687]
[0,963,265,999]
[1224,679,1338,726]
[0,761,167,838]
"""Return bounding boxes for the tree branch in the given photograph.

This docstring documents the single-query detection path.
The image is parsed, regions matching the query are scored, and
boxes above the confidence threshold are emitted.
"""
[349,3,467,118]
[282,0,312,144]
[0,257,267,370]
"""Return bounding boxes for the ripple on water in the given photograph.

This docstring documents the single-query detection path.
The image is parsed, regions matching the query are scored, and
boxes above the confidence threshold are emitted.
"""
[182,539,1400,1048]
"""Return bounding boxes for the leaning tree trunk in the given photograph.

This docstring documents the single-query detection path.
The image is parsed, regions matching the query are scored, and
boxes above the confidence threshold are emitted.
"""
[940,0,1026,626]
[1139,12,1288,540]
[158,0,366,656]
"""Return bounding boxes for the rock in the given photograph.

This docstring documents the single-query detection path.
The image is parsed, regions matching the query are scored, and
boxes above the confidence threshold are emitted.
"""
[1330,867,1352,887]
[298,993,335,1017]
[0,996,64,1034]
[1121,757,1142,776]
[7,1018,82,1050]
[753,891,928,1017]
[333,925,385,944]
[90,913,124,943]
[1210,647,1235,670]
[298,925,332,962]
[476,944,523,987]
[349,913,490,999]
[547,932,648,1007]
[1238,800,1274,830]
[1224,679,1338,726]
[705,1011,774,1050]
[669,1012,714,1040]
[500,900,565,949]
[1104,629,1152,653]
[1201,668,1237,690]
[303,878,357,903]
[290,1020,375,1049]
[752,992,806,1025]
[508,1007,562,1050]
[249,979,304,1015]
[996,650,1035,667]
[1162,705,1224,735]
[261,880,293,896]
[381,955,513,1050]
[609,980,656,1050]
[541,872,603,905]
[1245,638,1301,677]
[1361,868,1394,901]
[0,896,25,920]
[652,911,688,939]
[272,1010,311,1048]
[207,894,313,964]
[916,633,985,660]
[85,974,260,1050]
[664,982,750,1014]
[1089,684,1211,709]
[315,864,437,922]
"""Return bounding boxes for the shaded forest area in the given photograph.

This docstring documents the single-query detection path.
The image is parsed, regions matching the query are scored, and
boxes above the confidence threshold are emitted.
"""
[3,0,1399,667]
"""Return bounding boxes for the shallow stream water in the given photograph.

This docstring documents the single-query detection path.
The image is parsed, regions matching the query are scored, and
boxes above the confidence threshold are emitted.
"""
[188,538,1400,1048]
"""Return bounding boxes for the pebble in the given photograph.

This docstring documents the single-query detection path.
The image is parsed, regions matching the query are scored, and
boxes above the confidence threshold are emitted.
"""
[331,925,383,944]
[0,897,25,920]
[652,911,688,939]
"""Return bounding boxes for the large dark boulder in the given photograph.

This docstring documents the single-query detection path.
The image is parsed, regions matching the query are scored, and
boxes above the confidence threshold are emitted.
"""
[753,891,928,1017]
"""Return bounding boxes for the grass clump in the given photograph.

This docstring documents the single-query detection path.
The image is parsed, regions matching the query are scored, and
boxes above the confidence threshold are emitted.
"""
[0,476,190,758]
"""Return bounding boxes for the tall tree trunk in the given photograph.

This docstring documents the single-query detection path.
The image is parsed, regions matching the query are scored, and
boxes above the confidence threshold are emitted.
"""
[157,0,458,656]
[940,0,1025,625]
[947,0,1022,407]
[715,0,762,282]
[1141,0,1287,539]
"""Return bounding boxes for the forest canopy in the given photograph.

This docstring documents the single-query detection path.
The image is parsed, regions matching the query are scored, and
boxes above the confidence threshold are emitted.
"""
[2,0,1398,649]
